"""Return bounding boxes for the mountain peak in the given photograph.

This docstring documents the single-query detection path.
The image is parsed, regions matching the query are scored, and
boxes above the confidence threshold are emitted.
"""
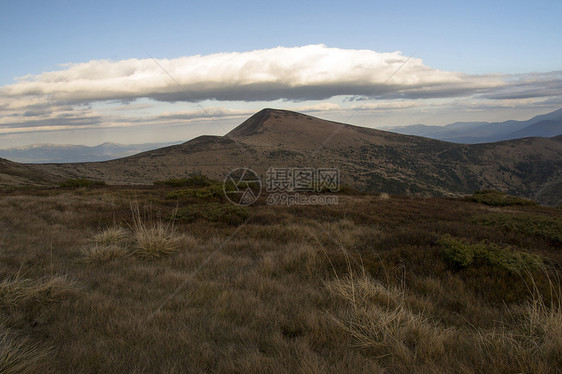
[226,108,308,138]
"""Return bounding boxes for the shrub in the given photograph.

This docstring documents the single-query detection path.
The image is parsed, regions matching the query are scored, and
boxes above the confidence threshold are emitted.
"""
[473,213,562,244]
[167,184,224,201]
[59,178,106,188]
[154,173,214,188]
[336,185,360,194]
[466,190,536,206]
[175,203,249,226]
[437,234,543,273]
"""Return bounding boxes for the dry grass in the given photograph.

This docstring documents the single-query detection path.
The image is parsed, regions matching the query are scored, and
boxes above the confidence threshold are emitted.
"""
[326,272,452,368]
[80,226,131,262]
[129,202,185,260]
[325,262,562,372]
[502,274,562,371]
[0,274,76,307]
[0,187,560,372]
[0,327,53,374]
[80,204,195,262]
[91,226,129,246]
[80,244,128,263]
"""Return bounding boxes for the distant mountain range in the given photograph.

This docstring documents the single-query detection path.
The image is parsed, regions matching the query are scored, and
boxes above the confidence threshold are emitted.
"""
[3,109,561,164]
[2,109,560,205]
[0,142,182,163]
[386,108,562,143]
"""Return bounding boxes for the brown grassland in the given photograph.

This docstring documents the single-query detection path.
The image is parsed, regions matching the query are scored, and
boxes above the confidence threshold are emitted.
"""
[0,184,560,373]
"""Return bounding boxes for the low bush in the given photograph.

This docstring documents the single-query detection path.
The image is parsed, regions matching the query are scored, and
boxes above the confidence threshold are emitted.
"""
[466,190,536,206]
[167,184,224,201]
[154,173,214,188]
[437,234,543,272]
[59,178,106,188]
[175,203,249,226]
[473,213,562,244]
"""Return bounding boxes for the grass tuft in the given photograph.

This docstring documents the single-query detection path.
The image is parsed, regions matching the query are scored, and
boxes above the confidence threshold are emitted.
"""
[0,274,76,307]
[326,272,452,367]
[91,226,129,246]
[80,244,128,263]
[129,203,183,260]
[0,327,52,374]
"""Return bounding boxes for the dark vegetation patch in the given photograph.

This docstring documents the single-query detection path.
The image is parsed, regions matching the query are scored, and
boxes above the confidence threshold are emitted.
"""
[473,213,562,244]
[153,173,214,188]
[437,234,543,272]
[175,202,250,226]
[59,178,106,188]
[466,189,537,206]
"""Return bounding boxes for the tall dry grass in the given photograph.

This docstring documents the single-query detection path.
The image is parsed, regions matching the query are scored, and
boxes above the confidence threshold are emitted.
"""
[80,202,195,262]
[1,187,560,372]
[129,202,185,260]
[0,274,75,307]
[325,270,453,369]
[325,261,562,373]
[0,328,52,374]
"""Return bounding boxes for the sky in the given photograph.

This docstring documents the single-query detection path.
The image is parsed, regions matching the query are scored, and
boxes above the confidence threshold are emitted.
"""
[1,0,561,148]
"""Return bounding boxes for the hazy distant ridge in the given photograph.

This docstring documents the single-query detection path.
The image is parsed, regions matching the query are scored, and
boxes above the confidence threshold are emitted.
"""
[386,108,562,143]
[0,141,182,163]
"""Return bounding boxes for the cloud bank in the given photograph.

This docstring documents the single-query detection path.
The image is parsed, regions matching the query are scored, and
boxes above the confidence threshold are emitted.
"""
[5,44,552,105]
[0,44,561,144]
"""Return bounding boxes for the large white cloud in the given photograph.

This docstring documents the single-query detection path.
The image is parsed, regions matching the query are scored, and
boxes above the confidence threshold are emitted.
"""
[0,44,561,143]
[2,44,509,106]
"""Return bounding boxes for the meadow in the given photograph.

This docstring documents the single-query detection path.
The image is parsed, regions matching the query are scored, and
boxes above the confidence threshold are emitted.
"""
[0,184,560,373]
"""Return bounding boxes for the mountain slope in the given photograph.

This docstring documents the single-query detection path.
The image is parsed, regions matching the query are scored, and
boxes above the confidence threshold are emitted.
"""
[29,108,562,205]
[507,119,562,139]
[388,108,562,143]
[0,157,58,186]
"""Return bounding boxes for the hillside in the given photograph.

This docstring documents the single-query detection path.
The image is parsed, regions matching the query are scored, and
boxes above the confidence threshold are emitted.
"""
[0,157,58,187]
[1,109,560,204]
[27,109,561,205]
[388,108,562,143]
